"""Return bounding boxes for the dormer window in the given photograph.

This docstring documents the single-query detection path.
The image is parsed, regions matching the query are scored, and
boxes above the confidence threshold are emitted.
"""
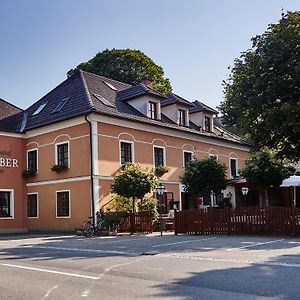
[149,101,157,120]
[204,116,212,132]
[178,109,186,126]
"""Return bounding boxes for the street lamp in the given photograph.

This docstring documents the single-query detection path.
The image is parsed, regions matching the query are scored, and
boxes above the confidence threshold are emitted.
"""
[156,183,165,236]
[241,187,249,206]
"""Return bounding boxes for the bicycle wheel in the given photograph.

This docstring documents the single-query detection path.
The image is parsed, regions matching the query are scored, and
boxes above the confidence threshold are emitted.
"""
[82,221,94,237]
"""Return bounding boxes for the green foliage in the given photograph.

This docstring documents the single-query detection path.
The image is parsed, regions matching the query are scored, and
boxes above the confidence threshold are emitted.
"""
[154,165,170,176]
[101,212,128,229]
[138,197,159,221]
[110,194,134,213]
[68,48,172,94]
[111,163,158,200]
[241,151,290,188]
[110,195,158,221]
[219,12,300,161]
[180,158,228,197]
[22,169,37,178]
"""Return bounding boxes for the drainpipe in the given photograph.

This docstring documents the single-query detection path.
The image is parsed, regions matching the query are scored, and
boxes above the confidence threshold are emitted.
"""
[85,113,96,228]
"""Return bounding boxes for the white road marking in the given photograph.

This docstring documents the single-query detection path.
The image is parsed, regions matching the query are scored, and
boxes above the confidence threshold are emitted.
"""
[43,285,58,299]
[27,245,137,256]
[152,237,216,248]
[226,239,285,251]
[157,253,300,268]
[2,263,99,280]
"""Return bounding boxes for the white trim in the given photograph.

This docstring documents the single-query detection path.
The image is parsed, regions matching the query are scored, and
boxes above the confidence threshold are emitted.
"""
[56,190,71,219]
[26,176,90,187]
[26,148,38,173]
[119,140,135,166]
[229,157,239,178]
[27,192,39,219]
[0,189,14,219]
[55,140,70,168]
[89,113,251,152]
[91,120,99,216]
[0,131,23,138]
[24,116,86,138]
[183,150,193,167]
[153,145,166,167]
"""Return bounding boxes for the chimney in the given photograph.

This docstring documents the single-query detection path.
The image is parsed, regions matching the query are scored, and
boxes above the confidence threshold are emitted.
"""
[141,78,153,89]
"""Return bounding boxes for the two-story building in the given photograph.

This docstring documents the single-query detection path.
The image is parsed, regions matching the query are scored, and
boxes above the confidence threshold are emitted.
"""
[0,71,251,233]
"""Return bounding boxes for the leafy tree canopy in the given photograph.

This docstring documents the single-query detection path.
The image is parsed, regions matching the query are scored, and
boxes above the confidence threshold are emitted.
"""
[241,151,290,188]
[219,12,300,161]
[68,48,172,94]
[180,158,228,197]
[111,163,158,200]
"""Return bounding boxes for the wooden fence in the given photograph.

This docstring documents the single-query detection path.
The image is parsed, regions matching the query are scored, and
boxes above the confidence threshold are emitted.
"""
[118,211,153,233]
[174,206,300,236]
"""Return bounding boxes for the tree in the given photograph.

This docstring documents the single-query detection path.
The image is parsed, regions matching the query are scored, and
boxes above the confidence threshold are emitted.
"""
[180,158,228,197]
[68,48,172,94]
[219,12,300,161]
[240,151,290,205]
[111,163,158,213]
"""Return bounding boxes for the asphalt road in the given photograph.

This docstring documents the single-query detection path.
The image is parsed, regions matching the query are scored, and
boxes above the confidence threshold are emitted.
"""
[0,233,300,300]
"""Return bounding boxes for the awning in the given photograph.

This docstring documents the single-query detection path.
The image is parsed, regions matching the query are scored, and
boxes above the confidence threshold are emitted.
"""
[280,175,300,206]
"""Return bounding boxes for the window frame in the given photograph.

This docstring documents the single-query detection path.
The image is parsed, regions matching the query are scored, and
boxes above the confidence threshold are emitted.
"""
[56,190,71,219]
[183,150,193,167]
[204,116,212,132]
[148,101,157,120]
[178,109,187,126]
[27,148,38,173]
[55,141,70,168]
[229,157,238,178]
[119,140,134,166]
[0,189,14,219]
[153,146,166,167]
[27,193,39,219]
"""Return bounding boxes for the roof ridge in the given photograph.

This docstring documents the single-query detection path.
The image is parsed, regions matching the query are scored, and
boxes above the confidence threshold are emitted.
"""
[80,70,131,89]
[79,70,95,110]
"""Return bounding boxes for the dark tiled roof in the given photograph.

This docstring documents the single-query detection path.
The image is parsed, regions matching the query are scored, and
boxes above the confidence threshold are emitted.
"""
[189,100,218,114]
[161,93,194,108]
[0,70,248,146]
[117,83,166,101]
[0,98,22,120]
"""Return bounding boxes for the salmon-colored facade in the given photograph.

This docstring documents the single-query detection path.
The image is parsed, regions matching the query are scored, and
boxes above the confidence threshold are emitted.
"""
[0,71,251,233]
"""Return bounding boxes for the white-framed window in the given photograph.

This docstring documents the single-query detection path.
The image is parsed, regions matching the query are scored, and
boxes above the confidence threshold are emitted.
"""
[119,140,134,165]
[148,101,158,120]
[0,189,14,219]
[183,150,193,167]
[229,157,238,178]
[178,109,187,126]
[153,146,166,167]
[209,153,218,161]
[27,148,38,173]
[55,141,70,168]
[56,190,71,218]
[27,193,39,218]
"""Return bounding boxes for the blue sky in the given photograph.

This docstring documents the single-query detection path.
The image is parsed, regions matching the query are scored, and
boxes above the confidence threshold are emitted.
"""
[0,0,299,110]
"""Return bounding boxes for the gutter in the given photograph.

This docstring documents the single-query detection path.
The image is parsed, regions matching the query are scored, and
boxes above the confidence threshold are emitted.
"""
[85,113,96,228]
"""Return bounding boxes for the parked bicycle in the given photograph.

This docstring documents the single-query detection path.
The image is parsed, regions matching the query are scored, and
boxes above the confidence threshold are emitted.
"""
[81,211,106,237]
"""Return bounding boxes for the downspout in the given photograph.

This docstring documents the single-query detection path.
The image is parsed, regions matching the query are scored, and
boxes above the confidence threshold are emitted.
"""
[85,113,96,228]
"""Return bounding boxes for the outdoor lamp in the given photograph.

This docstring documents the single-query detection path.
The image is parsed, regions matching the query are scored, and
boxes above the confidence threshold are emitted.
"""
[156,183,165,196]
[241,187,249,196]
[156,183,165,236]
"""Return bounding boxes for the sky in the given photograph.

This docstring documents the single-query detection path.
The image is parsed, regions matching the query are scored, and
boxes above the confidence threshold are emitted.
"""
[0,0,299,110]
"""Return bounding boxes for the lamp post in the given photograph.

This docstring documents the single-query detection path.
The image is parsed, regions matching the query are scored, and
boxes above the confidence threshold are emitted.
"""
[241,187,249,206]
[156,183,165,236]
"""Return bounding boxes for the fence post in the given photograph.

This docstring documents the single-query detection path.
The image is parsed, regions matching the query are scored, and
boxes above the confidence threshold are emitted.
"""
[174,209,178,235]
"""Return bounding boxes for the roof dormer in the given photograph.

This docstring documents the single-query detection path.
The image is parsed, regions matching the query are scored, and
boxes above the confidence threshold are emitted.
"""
[116,82,165,120]
[161,93,193,126]
[189,100,218,133]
